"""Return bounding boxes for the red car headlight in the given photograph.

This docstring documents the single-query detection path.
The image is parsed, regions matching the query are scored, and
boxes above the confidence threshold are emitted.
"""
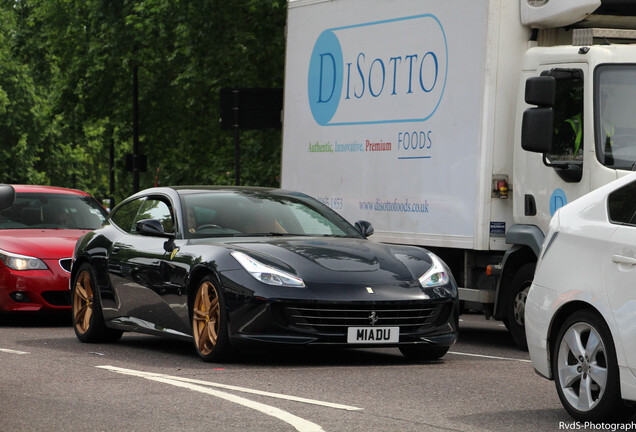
[0,248,48,271]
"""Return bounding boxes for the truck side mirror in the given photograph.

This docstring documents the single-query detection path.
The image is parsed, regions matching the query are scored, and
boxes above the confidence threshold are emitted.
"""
[525,76,556,106]
[355,220,374,238]
[521,76,555,154]
[522,107,554,153]
[0,184,15,211]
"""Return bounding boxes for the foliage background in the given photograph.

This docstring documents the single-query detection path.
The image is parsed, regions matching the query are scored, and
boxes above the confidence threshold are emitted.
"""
[0,0,286,204]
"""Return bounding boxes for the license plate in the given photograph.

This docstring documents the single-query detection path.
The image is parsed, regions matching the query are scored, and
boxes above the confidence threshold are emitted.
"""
[347,327,399,344]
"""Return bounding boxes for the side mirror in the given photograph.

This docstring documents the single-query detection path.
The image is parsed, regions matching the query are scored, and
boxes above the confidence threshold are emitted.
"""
[525,76,556,106]
[136,219,174,238]
[522,76,555,154]
[355,220,374,238]
[0,184,15,212]
[521,107,554,153]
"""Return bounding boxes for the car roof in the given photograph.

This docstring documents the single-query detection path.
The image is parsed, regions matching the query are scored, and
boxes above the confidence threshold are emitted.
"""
[130,185,303,198]
[171,185,277,193]
[10,185,91,196]
[115,186,316,214]
[177,187,298,199]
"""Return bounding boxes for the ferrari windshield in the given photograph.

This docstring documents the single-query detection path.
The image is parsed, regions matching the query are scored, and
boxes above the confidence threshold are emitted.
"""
[595,65,636,170]
[180,190,361,239]
[0,193,107,230]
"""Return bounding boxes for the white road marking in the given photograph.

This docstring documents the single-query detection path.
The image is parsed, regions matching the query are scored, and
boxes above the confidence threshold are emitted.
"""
[448,351,532,363]
[98,365,360,411]
[0,348,29,354]
[98,365,363,432]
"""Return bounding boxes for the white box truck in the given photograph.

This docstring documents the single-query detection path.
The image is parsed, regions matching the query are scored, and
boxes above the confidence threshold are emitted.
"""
[281,0,636,348]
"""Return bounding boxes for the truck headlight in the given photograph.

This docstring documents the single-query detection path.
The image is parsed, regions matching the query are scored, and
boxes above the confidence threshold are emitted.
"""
[231,251,305,287]
[0,249,48,271]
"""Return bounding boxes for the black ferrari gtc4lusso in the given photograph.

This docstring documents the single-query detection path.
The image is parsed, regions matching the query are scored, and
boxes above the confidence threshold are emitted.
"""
[71,186,458,362]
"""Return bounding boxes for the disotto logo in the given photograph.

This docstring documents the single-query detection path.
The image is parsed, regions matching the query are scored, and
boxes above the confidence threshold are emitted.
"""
[307,14,448,126]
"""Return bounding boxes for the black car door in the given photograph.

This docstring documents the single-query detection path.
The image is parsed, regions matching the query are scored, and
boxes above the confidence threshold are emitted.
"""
[108,195,191,336]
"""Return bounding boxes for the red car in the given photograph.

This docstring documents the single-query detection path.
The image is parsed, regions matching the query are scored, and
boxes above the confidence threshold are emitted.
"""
[0,185,107,313]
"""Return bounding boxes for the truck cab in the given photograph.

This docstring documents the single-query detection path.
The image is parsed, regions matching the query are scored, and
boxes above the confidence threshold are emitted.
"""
[516,42,636,231]
[503,23,636,347]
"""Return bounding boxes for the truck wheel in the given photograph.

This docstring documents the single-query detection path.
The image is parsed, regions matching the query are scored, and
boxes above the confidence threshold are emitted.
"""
[506,263,535,350]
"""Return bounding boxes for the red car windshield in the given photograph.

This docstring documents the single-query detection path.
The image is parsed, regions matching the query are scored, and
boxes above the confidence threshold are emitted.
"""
[0,192,107,230]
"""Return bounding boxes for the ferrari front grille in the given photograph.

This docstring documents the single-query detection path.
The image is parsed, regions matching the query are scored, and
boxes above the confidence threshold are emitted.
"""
[281,301,446,335]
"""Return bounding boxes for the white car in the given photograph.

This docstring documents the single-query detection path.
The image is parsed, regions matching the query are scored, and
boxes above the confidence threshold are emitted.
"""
[526,171,636,422]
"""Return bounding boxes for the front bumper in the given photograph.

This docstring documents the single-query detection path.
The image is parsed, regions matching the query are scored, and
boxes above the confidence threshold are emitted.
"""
[219,266,459,349]
[227,296,459,349]
[0,258,72,312]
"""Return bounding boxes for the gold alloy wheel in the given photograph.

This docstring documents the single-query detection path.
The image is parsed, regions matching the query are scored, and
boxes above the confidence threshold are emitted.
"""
[73,270,94,335]
[193,281,221,356]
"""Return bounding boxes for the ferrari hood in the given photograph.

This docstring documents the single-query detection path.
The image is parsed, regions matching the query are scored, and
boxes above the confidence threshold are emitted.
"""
[224,237,435,284]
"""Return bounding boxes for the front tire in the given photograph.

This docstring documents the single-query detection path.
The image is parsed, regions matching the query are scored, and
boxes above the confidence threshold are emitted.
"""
[191,276,231,362]
[399,345,449,361]
[71,263,123,343]
[552,310,633,421]
[507,263,535,350]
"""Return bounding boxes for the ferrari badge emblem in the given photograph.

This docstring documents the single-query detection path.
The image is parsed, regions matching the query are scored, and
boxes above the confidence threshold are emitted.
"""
[368,311,378,326]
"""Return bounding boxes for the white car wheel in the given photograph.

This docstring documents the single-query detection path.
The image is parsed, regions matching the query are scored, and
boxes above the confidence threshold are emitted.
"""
[556,322,607,412]
[553,310,632,421]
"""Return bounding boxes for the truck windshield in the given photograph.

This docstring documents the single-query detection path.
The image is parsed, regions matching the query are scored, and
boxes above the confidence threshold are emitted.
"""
[595,65,636,170]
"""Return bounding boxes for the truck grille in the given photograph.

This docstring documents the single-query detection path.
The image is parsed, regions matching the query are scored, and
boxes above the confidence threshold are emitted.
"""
[281,301,447,336]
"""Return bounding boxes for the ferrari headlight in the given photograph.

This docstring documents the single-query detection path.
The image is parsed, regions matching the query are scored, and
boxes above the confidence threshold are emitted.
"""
[0,249,48,271]
[419,254,449,288]
[231,251,305,287]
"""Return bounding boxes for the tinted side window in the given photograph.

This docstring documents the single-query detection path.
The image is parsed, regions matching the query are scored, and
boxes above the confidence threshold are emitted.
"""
[134,198,174,234]
[549,69,584,163]
[608,180,636,225]
[110,198,145,233]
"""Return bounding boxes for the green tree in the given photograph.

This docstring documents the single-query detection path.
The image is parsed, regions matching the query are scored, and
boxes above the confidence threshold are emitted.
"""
[0,5,47,184]
[0,0,287,203]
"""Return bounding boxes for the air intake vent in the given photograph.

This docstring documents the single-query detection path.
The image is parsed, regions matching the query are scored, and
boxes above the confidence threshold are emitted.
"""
[59,258,72,273]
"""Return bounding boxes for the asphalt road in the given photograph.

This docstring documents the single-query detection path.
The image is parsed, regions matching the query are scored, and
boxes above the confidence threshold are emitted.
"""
[0,313,624,432]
